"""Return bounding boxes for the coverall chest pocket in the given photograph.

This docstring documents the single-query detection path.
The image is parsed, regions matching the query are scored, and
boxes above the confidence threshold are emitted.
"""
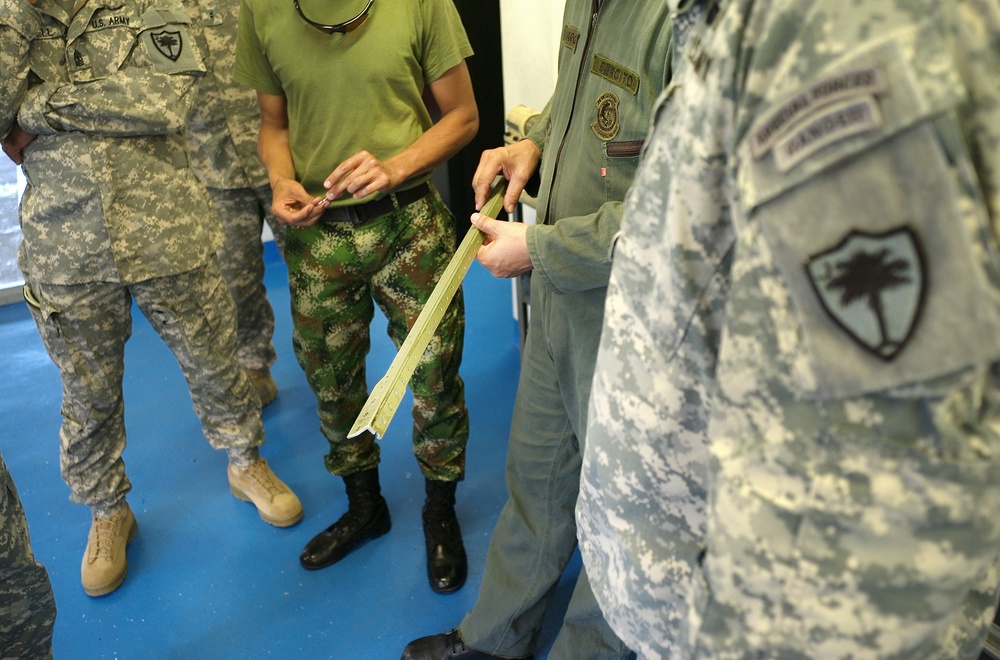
[737,27,1000,399]
[602,139,643,203]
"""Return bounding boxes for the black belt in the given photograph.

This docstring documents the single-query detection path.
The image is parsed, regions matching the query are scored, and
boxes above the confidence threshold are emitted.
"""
[321,182,432,227]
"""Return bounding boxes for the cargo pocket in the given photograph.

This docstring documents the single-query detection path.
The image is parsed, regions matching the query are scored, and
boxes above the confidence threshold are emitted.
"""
[602,138,643,203]
[21,281,78,383]
[144,269,230,360]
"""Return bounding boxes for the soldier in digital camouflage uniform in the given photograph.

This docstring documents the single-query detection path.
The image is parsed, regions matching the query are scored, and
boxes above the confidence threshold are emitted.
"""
[234,0,478,593]
[183,0,285,407]
[1,0,302,599]
[578,0,1000,658]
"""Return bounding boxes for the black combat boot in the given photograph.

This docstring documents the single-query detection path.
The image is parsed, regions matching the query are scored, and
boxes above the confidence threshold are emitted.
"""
[401,629,535,659]
[299,467,391,570]
[423,479,467,593]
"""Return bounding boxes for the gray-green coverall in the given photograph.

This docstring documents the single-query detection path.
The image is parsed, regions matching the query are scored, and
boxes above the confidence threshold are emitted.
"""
[458,0,674,657]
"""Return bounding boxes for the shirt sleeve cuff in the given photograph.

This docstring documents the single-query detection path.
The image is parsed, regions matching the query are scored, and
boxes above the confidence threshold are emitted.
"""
[17,83,60,136]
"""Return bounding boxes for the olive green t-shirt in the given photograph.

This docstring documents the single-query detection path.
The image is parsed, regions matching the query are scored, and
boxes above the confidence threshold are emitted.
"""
[234,0,472,201]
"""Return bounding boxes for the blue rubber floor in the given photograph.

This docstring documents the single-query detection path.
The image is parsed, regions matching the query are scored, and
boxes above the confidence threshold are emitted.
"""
[0,241,581,659]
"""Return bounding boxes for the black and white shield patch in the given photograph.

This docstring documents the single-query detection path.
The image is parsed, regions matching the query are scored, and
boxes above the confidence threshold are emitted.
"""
[804,227,926,361]
[151,30,183,61]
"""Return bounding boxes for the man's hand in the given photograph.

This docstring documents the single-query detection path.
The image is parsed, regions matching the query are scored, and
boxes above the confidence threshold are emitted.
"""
[271,176,326,227]
[2,122,36,165]
[323,150,403,202]
[470,212,533,278]
[471,139,541,214]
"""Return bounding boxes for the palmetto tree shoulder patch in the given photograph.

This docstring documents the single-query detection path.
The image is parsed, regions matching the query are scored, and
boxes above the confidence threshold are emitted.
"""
[804,226,926,361]
[151,30,183,61]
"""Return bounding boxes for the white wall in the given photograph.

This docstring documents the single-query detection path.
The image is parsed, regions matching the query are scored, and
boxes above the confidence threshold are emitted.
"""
[499,0,563,117]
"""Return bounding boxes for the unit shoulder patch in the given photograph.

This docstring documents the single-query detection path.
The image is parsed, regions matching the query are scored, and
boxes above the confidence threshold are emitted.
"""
[140,21,203,73]
[150,29,183,61]
[804,226,926,361]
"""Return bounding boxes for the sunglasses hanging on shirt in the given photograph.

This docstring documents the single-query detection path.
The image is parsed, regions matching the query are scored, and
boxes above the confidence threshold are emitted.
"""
[294,0,373,34]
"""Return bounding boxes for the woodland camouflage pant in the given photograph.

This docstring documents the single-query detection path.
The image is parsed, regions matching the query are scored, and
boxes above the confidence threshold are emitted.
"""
[285,187,468,481]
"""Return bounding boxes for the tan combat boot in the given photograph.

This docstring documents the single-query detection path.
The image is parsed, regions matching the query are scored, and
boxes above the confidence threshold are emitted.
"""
[247,368,278,407]
[81,504,138,597]
[228,458,303,527]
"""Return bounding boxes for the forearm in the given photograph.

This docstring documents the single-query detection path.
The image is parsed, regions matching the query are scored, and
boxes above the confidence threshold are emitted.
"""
[258,120,296,187]
[383,103,478,186]
[382,60,479,187]
[257,111,325,226]
[17,70,200,137]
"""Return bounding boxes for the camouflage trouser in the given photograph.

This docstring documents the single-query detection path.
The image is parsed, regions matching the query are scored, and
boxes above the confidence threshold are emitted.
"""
[210,184,286,371]
[24,260,263,515]
[284,186,468,480]
[0,454,56,660]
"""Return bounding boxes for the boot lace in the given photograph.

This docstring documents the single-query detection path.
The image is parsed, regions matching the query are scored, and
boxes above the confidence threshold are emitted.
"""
[89,514,122,561]
[239,460,284,499]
